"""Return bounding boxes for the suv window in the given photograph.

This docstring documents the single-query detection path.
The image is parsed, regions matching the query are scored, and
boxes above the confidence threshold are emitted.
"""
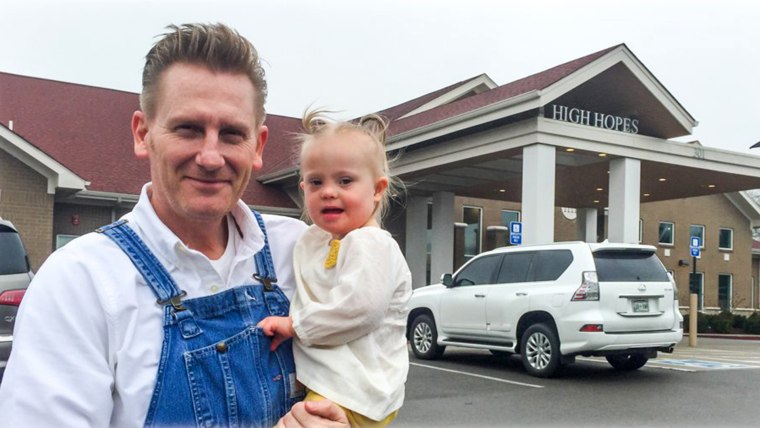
[534,250,573,281]
[593,250,669,282]
[0,225,29,275]
[496,252,535,283]
[455,254,502,286]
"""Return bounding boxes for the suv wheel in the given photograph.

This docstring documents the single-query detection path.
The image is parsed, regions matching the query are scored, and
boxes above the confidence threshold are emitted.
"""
[520,323,561,378]
[606,353,649,371]
[410,314,445,359]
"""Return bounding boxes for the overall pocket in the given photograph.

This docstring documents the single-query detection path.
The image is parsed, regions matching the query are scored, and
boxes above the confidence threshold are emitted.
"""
[184,326,297,427]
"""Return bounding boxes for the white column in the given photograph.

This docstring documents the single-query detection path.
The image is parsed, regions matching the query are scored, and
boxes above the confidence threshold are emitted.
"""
[608,157,640,243]
[576,208,598,242]
[405,196,428,289]
[430,191,455,283]
[522,144,555,245]
[584,208,598,242]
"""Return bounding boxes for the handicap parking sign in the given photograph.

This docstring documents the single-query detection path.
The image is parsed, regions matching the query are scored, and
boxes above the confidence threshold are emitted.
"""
[510,234,522,245]
[509,221,522,234]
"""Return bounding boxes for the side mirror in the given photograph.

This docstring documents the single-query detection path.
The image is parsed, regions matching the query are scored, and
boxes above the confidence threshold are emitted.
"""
[441,273,453,287]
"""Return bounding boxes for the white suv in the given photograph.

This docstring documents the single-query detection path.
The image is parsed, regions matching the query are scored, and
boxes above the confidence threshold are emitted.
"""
[407,241,683,378]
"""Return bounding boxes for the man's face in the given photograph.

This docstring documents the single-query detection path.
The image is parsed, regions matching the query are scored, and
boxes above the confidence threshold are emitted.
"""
[131,62,267,231]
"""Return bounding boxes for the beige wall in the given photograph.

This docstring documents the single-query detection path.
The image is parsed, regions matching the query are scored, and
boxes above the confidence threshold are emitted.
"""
[0,150,54,271]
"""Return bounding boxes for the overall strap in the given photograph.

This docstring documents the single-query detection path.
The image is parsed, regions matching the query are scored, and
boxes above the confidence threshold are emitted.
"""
[251,210,278,291]
[97,220,186,311]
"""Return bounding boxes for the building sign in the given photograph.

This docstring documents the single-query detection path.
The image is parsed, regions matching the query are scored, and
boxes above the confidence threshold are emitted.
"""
[549,104,639,134]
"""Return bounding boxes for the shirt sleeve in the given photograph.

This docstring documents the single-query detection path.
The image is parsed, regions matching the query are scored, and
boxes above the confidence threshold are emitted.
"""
[0,239,116,428]
[291,229,402,347]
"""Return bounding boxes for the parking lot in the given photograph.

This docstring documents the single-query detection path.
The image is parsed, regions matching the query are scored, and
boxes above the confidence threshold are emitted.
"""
[396,337,760,427]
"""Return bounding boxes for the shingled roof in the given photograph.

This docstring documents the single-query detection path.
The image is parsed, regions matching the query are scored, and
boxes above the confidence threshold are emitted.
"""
[0,71,301,209]
[386,44,621,137]
[1,44,625,206]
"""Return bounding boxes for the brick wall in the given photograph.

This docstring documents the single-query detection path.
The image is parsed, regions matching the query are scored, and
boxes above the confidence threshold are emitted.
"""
[0,150,54,271]
[643,195,753,311]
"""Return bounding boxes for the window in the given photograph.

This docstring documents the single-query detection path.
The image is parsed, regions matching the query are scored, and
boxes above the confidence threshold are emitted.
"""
[534,250,574,281]
[501,209,521,246]
[689,225,705,248]
[0,227,28,275]
[718,274,732,312]
[463,206,482,261]
[455,254,502,286]
[56,234,79,249]
[496,252,535,283]
[658,222,674,245]
[718,228,733,251]
[688,272,704,311]
[593,250,670,282]
[500,210,520,227]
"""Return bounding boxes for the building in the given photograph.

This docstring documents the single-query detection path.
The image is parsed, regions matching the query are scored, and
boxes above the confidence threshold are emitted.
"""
[2,44,760,314]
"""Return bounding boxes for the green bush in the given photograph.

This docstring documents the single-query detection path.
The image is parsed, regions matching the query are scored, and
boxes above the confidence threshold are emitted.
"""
[707,312,733,333]
[745,313,760,334]
[732,313,746,330]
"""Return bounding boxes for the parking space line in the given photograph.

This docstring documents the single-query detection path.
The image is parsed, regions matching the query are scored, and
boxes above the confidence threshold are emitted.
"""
[409,362,544,388]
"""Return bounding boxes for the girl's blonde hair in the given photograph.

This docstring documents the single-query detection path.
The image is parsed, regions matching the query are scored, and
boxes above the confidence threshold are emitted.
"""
[296,108,403,225]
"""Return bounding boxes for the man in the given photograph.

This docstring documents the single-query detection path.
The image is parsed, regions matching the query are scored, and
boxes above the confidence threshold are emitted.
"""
[0,23,347,427]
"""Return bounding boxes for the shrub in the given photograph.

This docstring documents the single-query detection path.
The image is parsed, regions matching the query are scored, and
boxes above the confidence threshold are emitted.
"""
[707,312,733,334]
[745,313,760,334]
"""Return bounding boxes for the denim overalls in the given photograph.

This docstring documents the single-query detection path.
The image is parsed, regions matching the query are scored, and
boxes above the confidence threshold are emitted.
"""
[98,211,303,427]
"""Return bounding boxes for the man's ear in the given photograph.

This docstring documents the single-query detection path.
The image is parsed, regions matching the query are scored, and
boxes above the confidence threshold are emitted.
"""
[251,125,269,170]
[132,111,150,159]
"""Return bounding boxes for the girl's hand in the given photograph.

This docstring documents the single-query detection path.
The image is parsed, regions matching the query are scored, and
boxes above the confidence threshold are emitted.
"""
[257,316,295,351]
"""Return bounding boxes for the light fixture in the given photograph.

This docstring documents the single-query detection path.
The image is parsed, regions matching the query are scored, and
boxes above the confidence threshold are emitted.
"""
[598,153,607,157]
[658,178,667,182]
[643,193,651,197]
[565,148,575,152]
[593,200,600,203]
[498,189,506,193]
[707,184,716,188]
[596,187,604,191]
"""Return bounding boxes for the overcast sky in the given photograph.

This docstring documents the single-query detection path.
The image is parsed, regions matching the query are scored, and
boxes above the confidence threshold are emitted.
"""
[1,0,758,154]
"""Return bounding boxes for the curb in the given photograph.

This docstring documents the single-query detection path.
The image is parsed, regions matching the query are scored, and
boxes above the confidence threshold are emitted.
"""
[694,333,760,341]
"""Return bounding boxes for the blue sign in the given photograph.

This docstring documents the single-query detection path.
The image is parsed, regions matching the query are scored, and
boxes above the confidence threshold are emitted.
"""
[510,234,522,245]
[690,236,701,257]
[509,221,522,234]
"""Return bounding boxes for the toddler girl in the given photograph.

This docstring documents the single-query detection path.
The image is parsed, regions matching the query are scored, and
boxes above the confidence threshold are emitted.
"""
[258,110,412,427]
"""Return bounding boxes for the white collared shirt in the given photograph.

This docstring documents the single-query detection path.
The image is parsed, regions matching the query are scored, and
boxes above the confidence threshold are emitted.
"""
[0,183,307,428]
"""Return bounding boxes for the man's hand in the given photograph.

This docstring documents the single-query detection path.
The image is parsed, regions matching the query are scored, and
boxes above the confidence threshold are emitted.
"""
[257,316,295,351]
[276,400,349,428]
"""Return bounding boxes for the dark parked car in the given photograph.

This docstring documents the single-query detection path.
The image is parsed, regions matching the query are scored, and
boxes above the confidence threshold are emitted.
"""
[0,218,32,380]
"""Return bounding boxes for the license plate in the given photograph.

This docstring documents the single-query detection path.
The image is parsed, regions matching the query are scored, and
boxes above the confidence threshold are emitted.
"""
[632,299,649,313]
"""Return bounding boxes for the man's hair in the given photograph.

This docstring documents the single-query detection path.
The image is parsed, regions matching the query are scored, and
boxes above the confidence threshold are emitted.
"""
[140,23,268,125]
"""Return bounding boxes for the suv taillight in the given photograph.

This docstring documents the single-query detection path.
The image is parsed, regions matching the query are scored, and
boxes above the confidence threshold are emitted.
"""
[0,289,25,306]
[572,271,599,301]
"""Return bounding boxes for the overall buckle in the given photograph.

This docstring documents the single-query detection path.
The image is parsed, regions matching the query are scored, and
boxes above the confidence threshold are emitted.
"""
[157,290,188,311]
[253,274,277,291]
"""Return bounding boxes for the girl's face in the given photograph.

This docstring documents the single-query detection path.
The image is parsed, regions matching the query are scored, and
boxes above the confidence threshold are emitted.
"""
[299,130,388,240]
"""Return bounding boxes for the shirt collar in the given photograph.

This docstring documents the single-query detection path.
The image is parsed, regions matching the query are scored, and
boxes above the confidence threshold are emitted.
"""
[129,183,265,267]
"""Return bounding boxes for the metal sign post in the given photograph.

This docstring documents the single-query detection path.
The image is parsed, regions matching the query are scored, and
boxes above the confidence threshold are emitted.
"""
[689,236,701,347]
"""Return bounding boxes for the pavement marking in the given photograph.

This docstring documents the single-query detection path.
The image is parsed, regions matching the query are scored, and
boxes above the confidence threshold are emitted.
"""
[655,359,757,370]
[576,356,698,372]
[409,362,544,388]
